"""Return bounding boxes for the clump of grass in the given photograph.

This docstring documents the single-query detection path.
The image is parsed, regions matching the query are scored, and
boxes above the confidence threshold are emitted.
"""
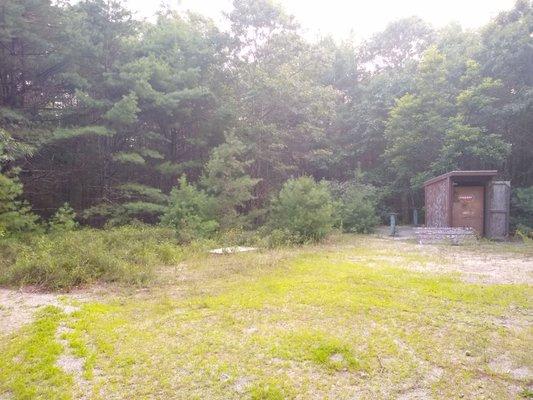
[250,378,294,400]
[0,226,183,290]
[273,330,362,371]
[0,306,72,399]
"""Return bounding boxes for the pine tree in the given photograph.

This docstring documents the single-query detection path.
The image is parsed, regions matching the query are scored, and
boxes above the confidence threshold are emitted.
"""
[201,135,260,229]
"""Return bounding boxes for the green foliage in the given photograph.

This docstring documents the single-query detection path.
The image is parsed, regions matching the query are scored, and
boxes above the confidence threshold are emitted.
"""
[0,0,531,234]
[0,226,183,290]
[335,183,380,233]
[161,175,219,241]
[112,152,146,165]
[0,128,33,163]
[104,92,139,125]
[50,126,114,141]
[84,185,169,225]
[202,135,259,229]
[432,118,510,173]
[0,171,39,235]
[48,203,78,233]
[269,177,334,243]
[511,187,533,237]
[118,183,169,204]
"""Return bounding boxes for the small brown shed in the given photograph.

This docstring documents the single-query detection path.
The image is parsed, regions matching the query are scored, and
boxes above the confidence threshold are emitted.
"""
[424,170,510,239]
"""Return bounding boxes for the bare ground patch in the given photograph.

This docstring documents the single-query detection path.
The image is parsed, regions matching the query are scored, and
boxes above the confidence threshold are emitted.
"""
[412,250,533,285]
[0,287,99,336]
[0,288,63,336]
[355,238,533,285]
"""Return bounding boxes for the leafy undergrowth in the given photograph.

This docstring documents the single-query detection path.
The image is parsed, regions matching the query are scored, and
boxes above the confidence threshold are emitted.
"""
[0,236,531,399]
[0,226,185,290]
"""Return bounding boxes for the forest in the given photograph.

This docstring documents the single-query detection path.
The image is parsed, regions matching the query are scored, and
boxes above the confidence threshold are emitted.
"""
[0,2,532,398]
[0,0,532,245]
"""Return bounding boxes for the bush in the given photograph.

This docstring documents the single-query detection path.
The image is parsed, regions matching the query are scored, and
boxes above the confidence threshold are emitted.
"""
[160,176,219,242]
[511,186,533,238]
[0,226,183,290]
[48,203,78,233]
[269,177,334,243]
[0,171,39,235]
[337,183,379,233]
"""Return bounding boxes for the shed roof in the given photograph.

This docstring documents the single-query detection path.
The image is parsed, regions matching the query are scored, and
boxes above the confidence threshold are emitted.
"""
[424,170,498,186]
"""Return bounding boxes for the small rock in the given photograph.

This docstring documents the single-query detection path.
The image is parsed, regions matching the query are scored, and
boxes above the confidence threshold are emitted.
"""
[220,373,230,382]
[233,377,251,394]
[465,351,472,357]
[329,353,345,363]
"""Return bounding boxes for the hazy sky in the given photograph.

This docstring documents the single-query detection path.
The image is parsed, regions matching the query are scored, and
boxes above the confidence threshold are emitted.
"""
[125,0,516,41]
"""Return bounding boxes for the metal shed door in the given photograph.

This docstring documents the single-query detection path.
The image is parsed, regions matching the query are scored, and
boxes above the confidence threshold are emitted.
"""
[452,186,484,235]
[486,181,511,240]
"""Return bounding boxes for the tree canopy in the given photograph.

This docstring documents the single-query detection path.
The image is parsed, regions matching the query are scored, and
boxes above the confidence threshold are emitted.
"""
[1,0,531,225]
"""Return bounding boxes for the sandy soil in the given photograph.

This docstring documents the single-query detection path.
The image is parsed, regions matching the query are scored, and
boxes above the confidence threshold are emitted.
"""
[413,248,533,285]
[0,288,63,336]
[0,288,95,337]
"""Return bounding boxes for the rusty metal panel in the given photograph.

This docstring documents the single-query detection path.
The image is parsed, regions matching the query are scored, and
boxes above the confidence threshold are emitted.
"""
[425,178,449,227]
[452,186,485,235]
[486,181,511,240]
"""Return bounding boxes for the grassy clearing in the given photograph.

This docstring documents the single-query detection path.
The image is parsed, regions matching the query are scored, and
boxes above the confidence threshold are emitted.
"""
[0,235,532,399]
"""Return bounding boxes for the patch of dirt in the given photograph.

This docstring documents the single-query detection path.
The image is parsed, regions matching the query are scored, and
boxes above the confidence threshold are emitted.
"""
[55,322,91,400]
[0,288,62,335]
[329,353,345,363]
[0,287,95,336]
[488,354,532,381]
[449,253,533,285]
[232,376,252,394]
[397,387,431,400]
[399,251,533,285]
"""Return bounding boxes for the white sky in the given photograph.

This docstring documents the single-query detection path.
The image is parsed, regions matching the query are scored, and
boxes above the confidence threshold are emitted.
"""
[125,0,516,41]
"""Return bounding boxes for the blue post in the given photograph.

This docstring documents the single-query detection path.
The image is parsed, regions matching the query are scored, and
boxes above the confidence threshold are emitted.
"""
[413,209,418,226]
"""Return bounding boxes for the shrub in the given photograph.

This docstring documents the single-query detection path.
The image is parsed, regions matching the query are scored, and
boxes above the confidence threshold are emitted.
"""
[269,177,334,243]
[0,226,183,290]
[511,186,533,237]
[160,176,219,242]
[337,183,379,233]
[48,203,78,233]
[0,171,39,235]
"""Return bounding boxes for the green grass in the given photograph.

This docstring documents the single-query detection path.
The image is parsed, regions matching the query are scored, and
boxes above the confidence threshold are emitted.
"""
[0,235,531,399]
[0,306,71,399]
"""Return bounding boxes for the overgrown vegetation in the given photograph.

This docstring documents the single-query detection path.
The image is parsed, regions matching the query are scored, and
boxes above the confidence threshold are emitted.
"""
[268,177,335,243]
[0,170,39,236]
[512,186,533,237]
[0,226,183,290]
[160,176,219,242]
[0,0,530,230]
[331,181,380,233]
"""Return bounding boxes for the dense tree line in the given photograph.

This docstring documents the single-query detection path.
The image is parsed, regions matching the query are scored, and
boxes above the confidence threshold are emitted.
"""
[1,0,532,232]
